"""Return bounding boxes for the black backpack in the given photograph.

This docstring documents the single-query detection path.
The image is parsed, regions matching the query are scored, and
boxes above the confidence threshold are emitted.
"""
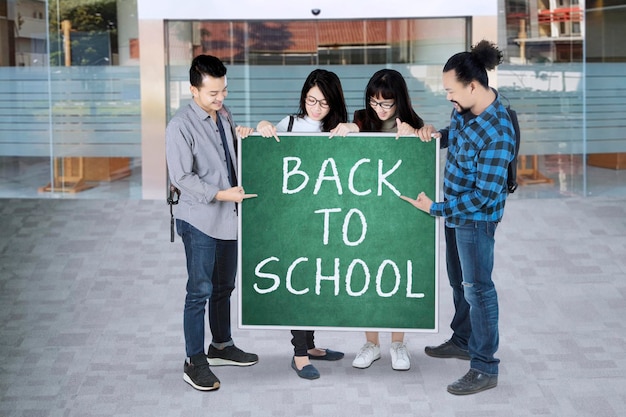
[502,97,521,194]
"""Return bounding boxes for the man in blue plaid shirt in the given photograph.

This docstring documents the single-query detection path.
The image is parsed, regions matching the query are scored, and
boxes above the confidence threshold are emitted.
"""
[403,40,515,396]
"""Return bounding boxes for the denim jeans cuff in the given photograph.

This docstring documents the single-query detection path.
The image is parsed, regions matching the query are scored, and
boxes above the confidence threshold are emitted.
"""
[211,339,234,350]
[470,366,498,377]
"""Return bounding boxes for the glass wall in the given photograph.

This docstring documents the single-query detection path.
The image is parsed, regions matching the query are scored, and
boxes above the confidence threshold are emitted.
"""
[1,1,625,200]
[0,0,140,199]
[165,18,468,141]
[499,0,626,198]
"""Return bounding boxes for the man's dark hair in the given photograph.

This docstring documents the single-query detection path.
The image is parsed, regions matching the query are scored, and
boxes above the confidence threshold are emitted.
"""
[190,55,227,88]
[443,40,503,88]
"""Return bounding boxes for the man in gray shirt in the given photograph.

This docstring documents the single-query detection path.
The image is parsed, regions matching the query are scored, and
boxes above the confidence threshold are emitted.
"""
[166,54,258,391]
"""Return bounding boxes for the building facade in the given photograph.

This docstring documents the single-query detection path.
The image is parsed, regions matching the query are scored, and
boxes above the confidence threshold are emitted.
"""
[0,0,625,200]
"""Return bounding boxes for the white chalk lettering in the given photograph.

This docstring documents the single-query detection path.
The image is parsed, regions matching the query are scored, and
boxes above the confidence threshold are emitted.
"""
[286,257,309,295]
[345,259,370,296]
[282,157,402,196]
[405,260,425,298]
[342,208,367,247]
[282,157,309,194]
[314,208,367,247]
[253,257,425,299]
[313,208,342,245]
[313,158,342,195]
[376,260,401,297]
[348,158,372,196]
[315,257,340,296]
[378,159,402,196]
[253,257,280,294]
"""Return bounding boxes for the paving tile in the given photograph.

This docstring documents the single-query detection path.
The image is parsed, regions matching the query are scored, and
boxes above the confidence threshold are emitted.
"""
[0,197,625,417]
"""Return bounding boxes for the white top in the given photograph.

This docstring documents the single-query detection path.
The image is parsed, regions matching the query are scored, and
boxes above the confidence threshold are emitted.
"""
[275,115,323,133]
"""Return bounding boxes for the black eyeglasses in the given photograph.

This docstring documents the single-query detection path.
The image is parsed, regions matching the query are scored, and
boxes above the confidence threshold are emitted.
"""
[305,96,330,109]
[369,99,395,110]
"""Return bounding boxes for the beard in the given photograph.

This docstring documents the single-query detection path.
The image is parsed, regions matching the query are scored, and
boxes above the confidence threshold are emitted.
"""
[451,100,469,115]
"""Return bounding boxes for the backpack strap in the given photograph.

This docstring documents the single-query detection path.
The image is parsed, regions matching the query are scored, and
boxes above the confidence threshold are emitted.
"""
[500,94,521,194]
[167,184,180,242]
[287,115,294,132]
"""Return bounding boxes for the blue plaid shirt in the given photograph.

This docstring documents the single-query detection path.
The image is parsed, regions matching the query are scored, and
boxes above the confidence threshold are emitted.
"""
[431,91,515,227]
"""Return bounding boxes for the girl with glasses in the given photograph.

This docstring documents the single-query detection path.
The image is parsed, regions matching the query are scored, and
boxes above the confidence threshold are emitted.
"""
[256,69,348,141]
[256,69,348,379]
[332,68,424,139]
[345,69,425,372]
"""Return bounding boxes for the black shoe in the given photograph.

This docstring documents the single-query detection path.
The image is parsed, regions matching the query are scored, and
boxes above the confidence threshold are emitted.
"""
[447,369,497,395]
[183,353,220,391]
[308,348,344,361]
[425,340,470,360]
[291,358,320,380]
[207,344,259,366]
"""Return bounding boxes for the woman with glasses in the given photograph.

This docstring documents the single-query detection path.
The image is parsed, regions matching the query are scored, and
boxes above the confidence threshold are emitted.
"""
[334,68,424,138]
[344,69,425,372]
[256,68,348,141]
[256,69,348,380]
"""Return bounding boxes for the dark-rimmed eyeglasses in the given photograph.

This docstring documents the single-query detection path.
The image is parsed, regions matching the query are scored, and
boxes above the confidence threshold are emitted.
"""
[369,99,395,110]
[305,96,330,109]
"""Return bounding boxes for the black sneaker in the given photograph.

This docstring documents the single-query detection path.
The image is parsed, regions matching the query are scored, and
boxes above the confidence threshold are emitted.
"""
[425,340,470,360]
[447,369,497,395]
[183,353,220,391]
[207,344,259,366]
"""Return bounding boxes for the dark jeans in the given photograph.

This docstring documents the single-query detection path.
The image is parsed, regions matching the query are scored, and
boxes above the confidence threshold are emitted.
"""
[445,222,500,376]
[291,330,316,357]
[177,219,236,358]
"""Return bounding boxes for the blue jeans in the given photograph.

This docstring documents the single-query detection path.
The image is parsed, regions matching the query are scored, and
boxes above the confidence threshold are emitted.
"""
[445,222,500,376]
[177,219,236,358]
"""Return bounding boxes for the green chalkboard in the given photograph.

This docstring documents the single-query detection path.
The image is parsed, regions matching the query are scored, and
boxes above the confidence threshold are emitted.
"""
[239,133,439,331]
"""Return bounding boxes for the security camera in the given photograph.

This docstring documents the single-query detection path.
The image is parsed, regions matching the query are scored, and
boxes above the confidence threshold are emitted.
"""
[311,8,321,16]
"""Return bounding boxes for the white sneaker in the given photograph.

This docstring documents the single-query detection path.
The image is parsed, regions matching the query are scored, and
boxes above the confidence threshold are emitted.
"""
[352,342,381,369]
[390,341,410,371]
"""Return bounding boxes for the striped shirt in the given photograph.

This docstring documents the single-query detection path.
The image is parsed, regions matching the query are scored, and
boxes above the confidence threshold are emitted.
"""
[431,91,516,227]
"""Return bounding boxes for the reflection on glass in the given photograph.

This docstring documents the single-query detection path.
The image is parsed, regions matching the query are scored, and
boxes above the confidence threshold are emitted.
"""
[0,0,141,199]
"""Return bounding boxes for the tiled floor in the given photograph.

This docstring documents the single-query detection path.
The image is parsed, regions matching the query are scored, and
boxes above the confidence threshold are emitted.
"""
[1,195,625,417]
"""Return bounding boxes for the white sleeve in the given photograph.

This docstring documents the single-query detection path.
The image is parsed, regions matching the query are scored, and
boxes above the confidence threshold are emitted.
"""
[275,115,292,132]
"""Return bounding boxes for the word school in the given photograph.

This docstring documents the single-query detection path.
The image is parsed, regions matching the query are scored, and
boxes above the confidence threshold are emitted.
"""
[251,156,426,299]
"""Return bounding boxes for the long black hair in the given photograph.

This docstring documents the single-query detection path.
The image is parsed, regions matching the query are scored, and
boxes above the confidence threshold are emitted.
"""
[295,69,348,132]
[358,69,423,132]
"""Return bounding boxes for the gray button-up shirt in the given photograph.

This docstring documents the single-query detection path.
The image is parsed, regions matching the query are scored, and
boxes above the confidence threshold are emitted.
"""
[165,100,239,240]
